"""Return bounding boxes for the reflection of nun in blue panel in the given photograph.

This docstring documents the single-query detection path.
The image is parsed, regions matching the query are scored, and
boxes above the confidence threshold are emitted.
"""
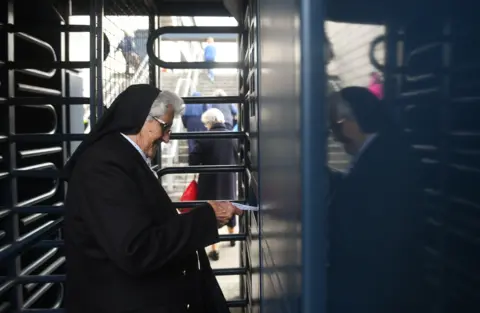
[182,91,208,153]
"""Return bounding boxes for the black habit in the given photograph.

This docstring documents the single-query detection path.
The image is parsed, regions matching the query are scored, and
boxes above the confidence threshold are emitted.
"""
[327,130,426,313]
[188,123,237,201]
[64,85,229,313]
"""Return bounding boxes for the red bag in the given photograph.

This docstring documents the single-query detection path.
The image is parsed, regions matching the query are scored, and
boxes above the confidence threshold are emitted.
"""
[178,179,198,214]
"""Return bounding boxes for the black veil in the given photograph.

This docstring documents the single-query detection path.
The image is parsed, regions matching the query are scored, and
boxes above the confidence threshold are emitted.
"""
[63,84,161,180]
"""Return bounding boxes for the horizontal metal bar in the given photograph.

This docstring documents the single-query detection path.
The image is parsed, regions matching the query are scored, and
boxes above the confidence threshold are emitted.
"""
[174,200,245,208]
[155,26,241,35]
[227,299,247,307]
[18,267,246,284]
[147,26,241,69]
[157,165,245,177]
[7,24,90,33]
[12,206,64,214]
[161,33,237,42]
[11,165,242,178]
[0,218,63,261]
[152,60,240,70]
[183,96,242,104]
[7,97,89,105]
[219,234,247,242]
[17,275,64,284]
[11,169,60,179]
[20,309,67,313]
[21,299,247,312]
[7,61,90,69]
[212,267,247,276]
[33,234,248,250]
[170,131,245,140]
[11,134,86,142]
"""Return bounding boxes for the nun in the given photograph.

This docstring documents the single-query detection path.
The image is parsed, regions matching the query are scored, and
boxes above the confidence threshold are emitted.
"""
[63,84,242,313]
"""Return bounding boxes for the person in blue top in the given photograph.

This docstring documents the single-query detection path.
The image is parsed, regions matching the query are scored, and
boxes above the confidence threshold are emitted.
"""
[204,37,217,82]
[182,91,209,153]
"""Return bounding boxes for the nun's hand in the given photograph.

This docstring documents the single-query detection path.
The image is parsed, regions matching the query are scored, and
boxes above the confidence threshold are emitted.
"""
[208,201,243,228]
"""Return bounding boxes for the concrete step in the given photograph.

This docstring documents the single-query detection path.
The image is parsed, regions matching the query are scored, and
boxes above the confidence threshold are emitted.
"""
[161,153,188,164]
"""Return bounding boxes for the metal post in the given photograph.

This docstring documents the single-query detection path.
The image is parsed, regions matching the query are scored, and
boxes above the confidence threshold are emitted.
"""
[149,14,157,88]
[300,0,328,312]
[62,1,72,159]
[150,14,163,169]
[4,0,23,309]
[89,0,97,127]
[95,0,104,118]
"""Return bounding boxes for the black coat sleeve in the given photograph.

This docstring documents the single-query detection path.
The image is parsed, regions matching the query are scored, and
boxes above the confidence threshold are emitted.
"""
[80,159,219,277]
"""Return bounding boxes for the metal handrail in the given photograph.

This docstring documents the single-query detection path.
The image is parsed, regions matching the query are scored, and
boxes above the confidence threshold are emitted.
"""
[106,54,150,105]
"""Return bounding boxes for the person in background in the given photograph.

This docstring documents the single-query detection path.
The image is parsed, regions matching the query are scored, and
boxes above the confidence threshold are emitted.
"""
[327,86,425,313]
[210,89,238,130]
[204,37,217,82]
[116,30,140,75]
[368,71,384,99]
[64,85,242,313]
[181,91,208,153]
[189,108,238,261]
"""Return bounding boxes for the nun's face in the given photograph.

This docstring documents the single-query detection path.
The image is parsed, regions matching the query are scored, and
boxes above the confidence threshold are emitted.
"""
[143,107,174,159]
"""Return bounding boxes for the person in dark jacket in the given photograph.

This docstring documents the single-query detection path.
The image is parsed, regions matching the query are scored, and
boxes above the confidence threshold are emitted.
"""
[327,86,426,313]
[63,85,242,313]
[189,108,238,261]
[211,89,238,130]
[182,91,209,153]
[116,30,140,74]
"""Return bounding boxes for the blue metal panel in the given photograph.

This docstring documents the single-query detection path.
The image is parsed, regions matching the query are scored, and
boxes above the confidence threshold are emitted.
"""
[300,1,328,313]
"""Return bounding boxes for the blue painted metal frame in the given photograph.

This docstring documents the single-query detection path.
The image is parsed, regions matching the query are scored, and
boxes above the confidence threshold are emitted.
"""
[300,0,328,312]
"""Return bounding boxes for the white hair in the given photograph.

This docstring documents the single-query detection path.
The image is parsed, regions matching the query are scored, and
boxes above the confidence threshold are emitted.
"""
[201,108,225,125]
[212,89,227,97]
[146,90,185,121]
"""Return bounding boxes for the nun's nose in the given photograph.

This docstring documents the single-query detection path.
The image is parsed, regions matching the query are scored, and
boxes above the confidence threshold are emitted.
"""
[162,132,170,144]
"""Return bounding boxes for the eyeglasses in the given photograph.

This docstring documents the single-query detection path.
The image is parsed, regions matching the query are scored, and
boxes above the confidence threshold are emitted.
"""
[150,115,172,134]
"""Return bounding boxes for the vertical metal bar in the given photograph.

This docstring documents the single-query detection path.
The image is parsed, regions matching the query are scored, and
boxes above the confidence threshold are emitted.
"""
[149,14,157,88]
[95,0,104,118]
[238,24,246,309]
[149,14,162,168]
[300,0,328,312]
[383,24,400,125]
[438,20,452,313]
[4,0,23,309]
[156,16,162,89]
[89,0,97,127]
[62,0,72,160]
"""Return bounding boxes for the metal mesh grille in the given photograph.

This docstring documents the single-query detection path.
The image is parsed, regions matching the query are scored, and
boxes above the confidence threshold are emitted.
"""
[389,16,480,311]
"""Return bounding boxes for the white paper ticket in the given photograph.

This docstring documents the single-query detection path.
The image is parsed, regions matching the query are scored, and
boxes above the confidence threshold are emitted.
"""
[232,202,259,211]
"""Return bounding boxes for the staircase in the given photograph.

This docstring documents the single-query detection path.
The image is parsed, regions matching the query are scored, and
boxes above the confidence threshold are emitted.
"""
[328,136,350,171]
[196,71,239,96]
[160,70,239,200]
